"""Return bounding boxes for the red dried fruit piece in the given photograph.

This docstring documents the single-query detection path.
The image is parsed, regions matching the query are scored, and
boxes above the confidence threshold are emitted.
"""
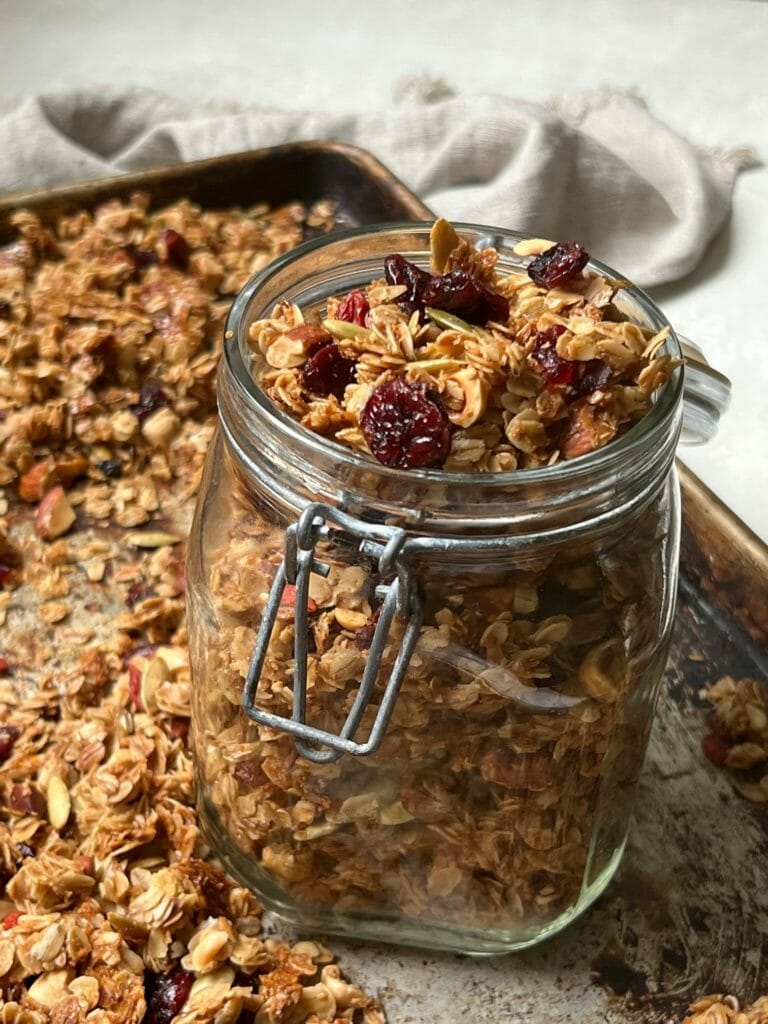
[336,289,370,327]
[128,663,143,710]
[126,245,159,273]
[574,359,612,396]
[2,911,21,930]
[280,584,318,614]
[145,966,194,1024]
[233,760,269,788]
[531,326,611,395]
[531,325,576,388]
[157,229,190,271]
[134,380,169,422]
[360,378,451,469]
[384,253,433,316]
[301,342,357,399]
[702,731,730,766]
[422,269,509,326]
[528,241,589,289]
[0,565,12,586]
[0,724,20,761]
[0,656,10,675]
[168,717,189,741]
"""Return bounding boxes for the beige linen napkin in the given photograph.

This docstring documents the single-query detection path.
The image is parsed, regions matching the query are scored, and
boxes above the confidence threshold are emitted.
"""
[0,84,756,286]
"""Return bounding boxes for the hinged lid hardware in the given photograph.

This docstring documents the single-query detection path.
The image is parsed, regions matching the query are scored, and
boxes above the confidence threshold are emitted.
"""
[242,502,423,763]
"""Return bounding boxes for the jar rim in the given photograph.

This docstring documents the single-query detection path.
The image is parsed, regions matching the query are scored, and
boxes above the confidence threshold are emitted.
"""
[222,220,684,490]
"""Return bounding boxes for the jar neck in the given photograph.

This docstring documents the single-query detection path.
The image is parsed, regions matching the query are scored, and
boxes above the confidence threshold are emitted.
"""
[218,350,682,546]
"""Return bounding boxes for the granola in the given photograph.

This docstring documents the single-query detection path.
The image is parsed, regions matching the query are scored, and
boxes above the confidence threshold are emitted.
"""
[250,221,675,471]
[700,676,768,803]
[192,222,681,947]
[0,195,382,1021]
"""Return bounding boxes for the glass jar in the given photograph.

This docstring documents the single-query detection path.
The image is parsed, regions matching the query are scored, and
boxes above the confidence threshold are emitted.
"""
[187,224,729,954]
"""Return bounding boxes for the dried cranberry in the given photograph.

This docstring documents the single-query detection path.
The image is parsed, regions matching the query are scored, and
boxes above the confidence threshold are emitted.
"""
[279,584,318,614]
[0,724,20,762]
[145,967,194,1024]
[530,326,576,388]
[422,270,509,326]
[336,289,370,327]
[360,378,451,469]
[702,732,730,766]
[0,565,12,586]
[134,380,169,422]
[527,241,589,290]
[127,663,143,710]
[0,657,9,676]
[233,761,268,788]
[384,253,433,316]
[0,300,11,319]
[158,229,190,271]
[98,458,123,479]
[531,326,611,394]
[168,717,189,741]
[575,359,612,396]
[353,609,382,650]
[2,911,21,930]
[127,245,159,273]
[125,583,153,609]
[301,342,357,399]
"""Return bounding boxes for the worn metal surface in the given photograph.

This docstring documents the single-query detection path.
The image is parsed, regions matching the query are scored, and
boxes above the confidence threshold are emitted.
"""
[3,148,767,1023]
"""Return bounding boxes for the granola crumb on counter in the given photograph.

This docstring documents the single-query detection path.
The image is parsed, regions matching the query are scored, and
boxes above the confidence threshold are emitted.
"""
[0,194,383,1021]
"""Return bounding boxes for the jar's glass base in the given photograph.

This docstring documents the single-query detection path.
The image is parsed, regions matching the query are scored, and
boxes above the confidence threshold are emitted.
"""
[199,794,627,956]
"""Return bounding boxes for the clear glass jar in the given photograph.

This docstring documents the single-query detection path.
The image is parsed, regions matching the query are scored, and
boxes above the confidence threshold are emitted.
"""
[187,224,729,954]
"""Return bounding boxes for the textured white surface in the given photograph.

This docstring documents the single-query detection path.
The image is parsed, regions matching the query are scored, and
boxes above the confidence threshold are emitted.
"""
[3,0,768,538]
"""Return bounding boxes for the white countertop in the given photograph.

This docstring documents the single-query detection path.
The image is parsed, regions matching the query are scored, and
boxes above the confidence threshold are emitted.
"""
[4,0,768,539]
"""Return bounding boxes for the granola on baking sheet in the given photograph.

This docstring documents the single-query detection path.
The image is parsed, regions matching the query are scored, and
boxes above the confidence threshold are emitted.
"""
[0,195,382,1021]
[249,220,676,471]
[700,675,768,803]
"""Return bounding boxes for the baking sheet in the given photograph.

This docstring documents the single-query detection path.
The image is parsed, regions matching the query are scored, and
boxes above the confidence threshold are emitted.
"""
[2,143,766,1023]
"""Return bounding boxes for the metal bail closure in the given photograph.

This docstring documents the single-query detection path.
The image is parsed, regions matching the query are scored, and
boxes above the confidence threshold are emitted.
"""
[241,502,423,764]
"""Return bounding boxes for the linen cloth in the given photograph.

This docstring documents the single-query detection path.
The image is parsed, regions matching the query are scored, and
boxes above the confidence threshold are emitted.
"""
[0,83,755,286]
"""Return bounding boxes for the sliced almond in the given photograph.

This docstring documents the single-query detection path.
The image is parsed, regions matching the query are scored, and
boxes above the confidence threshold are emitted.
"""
[35,486,76,540]
[46,774,71,831]
[155,645,188,674]
[513,237,556,257]
[84,559,106,582]
[334,607,369,631]
[429,218,461,273]
[125,530,181,548]
[140,657,169,712]
[27,969,75,1009]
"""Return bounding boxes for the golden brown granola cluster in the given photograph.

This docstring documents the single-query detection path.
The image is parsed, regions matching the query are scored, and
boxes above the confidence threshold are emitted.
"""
[251,221,674,471]
[700,676,768,803]
[682,994,768,1024]
[0,195,382,1022]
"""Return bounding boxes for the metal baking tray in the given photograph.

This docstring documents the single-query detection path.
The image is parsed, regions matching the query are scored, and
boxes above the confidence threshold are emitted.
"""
[2,142,766,1023]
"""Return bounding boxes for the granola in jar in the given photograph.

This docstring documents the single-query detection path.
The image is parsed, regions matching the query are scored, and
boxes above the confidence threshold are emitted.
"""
[188,221,685,952]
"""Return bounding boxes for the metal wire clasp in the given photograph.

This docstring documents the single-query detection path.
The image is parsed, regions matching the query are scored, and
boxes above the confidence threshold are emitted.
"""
[241,502,423,763]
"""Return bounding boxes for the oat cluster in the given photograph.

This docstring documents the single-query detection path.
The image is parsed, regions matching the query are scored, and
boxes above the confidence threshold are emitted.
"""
[682,994,768,1024]
[0,196,382,1022]
[251,221,675,472]
[700,676,768,803]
